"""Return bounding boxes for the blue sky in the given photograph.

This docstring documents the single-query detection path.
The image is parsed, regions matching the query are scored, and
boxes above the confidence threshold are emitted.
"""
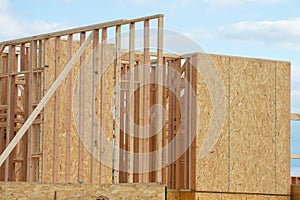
[0,0,299,175]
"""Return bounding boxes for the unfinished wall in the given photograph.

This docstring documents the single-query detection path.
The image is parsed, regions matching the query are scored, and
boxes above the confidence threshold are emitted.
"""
[195,53,290,195]
[0,15,291,198]
[43,38,115,184]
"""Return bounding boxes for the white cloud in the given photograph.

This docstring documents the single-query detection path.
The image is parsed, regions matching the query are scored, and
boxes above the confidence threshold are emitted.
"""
[291,167,300,176]
[291,66,300,113]
[218,18,300,48]
[292,66,300,83]
[201,0,281,9]
[0,0,69,41]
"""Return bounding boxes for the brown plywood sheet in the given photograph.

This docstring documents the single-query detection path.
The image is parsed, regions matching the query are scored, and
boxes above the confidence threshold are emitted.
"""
[0,182,165,200]
[195,53,229,192]
[275,61,291,194]
[43,38,115,183]
[195,53,290,195]
[230,57,276,193]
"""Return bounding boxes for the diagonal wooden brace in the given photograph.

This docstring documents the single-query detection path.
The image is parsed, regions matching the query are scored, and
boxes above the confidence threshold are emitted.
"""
[0,32,94,167]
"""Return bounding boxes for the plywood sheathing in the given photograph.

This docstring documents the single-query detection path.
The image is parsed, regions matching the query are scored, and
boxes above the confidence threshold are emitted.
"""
[195,54,229,192]
[276,61,291,194]
[0,182,165,200]
[194,53,290,194]
[43,37,115,183]
[230,57,276,193]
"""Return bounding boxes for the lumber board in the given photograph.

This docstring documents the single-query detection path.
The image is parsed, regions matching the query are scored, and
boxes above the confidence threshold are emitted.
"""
[149,62,157,182]
[65,35,73,183]
[174,59,182,189]
[0,14,163,46]
[184,59,191,189]
[0,43,5,55]
[190,55,197,190]
[78,32,86,183]
[114,25,121,183]
[125,62,130,182]
[137,64,144,183]
[119,64,126,183]
[53,36,60,182]
[143,19,150,183]
[167,60,175,188]
[5,45,17,181]
[291,113,300,121]
[90,29,99,183]
[133,62,140,183]
[19,43,27,182]
[291,154,300,159]
[0,182,165,200]
[161,57,167,185]
[129,22,135,183]
[100,28,107,183]
[0,32,94,168]
[41,39,49,182]
[156,15,164,184]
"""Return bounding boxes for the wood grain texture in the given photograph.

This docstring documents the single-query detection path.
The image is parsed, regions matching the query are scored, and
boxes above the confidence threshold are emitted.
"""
[0,182,165,200]
[195,53,290,195]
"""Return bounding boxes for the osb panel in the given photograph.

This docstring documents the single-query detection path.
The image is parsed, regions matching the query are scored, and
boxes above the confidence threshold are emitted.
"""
[168,190,195,200]
[195,192,290,200]
[195,53,290,194]
[230,57,276,193]
[195,54,229,192]
[44,38,115,183]
[275,61,291,194]
[0,182,165,200]
[292,185,300,200]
